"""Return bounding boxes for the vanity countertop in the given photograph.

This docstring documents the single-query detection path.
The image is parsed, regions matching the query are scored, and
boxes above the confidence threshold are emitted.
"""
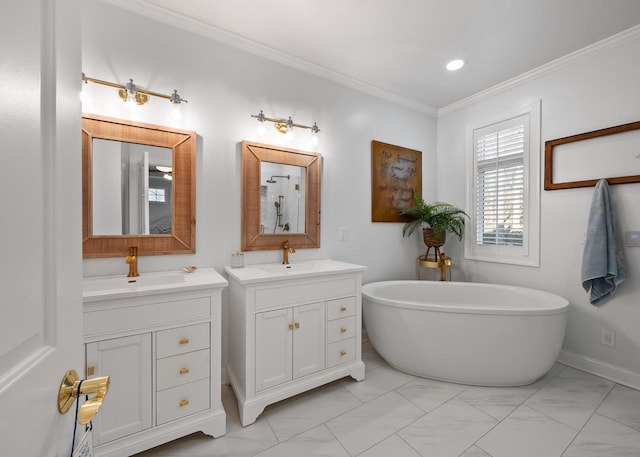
[224,258,366,285]
[83,267,228,302]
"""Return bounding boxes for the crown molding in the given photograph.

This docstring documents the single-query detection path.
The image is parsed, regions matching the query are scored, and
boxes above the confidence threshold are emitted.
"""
[100,0,437,116]
[438,24,640,117]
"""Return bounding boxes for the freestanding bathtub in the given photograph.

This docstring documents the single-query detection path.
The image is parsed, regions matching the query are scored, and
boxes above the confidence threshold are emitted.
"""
[362,280,569,386]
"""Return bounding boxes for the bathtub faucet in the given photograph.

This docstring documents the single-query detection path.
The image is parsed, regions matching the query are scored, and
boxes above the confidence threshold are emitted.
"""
[438,252,451,281]
[282,240,295,265]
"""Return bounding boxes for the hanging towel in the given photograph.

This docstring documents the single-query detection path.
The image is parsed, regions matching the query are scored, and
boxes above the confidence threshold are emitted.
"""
[581,179,626,305]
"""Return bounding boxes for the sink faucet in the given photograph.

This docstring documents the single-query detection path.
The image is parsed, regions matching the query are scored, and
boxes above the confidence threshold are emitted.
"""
[282,240,295,265]
[125,246,139,277]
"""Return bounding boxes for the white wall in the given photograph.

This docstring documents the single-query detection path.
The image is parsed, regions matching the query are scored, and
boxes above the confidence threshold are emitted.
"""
[81,1,436,368]
[437,34,640,387]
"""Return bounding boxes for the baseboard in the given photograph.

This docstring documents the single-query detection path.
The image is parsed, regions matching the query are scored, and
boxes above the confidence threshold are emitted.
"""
[558,349,640,391]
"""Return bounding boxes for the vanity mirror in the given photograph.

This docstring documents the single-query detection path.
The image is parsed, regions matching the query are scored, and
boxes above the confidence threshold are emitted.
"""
[82,114,196,258]
[241,141,321,251]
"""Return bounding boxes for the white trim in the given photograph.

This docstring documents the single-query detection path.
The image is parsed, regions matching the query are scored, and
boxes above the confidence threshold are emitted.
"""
[439,24,640,116]
[99,0,437,115]
[558,349,640,391]
[464,101,541,267]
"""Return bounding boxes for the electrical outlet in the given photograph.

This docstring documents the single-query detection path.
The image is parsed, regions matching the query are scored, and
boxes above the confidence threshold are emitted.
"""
[601,328,615,347]
[338,227,347,241]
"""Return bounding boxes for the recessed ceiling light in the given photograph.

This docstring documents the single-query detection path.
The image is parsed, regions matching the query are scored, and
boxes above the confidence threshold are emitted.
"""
[446,59,465,71]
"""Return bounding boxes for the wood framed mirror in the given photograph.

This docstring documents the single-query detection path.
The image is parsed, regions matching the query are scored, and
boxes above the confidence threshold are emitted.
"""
[241,141,321,251]
[82,114,196,258]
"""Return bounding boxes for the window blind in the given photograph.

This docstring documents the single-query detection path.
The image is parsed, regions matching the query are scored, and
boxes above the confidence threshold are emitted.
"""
[474,115,527,246]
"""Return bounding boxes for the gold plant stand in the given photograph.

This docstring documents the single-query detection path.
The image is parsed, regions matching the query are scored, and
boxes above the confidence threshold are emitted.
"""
[417,253,452,281]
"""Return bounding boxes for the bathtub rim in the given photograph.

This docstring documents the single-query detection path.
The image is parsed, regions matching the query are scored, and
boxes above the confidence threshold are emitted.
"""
[362,280,569,316]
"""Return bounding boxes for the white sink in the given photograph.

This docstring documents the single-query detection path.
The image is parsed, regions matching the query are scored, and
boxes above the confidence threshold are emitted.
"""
[225,259,366,284]
[83,268,227,301]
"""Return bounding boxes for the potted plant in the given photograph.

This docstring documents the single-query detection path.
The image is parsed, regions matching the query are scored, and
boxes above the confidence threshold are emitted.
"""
[400,191,468,260]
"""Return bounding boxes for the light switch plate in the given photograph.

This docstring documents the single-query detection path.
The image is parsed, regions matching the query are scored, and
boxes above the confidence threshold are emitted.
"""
[625,231,640,247]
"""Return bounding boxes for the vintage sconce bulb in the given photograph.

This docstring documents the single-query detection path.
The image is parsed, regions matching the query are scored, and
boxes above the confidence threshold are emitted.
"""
[80,72,88,103]
[310,122,320,147]
[255,109,266,135]
[169,89,187,121]
[118,79,148,105]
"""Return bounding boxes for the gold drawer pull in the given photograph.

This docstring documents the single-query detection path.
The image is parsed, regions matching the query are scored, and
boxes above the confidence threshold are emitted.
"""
[288,323,294,331]
[179,337,190,345]
[340,350,347,357]
[179,399,189,407]
[179,367,190,375]
[87,366,95,376]
[340,306,347,312]
[294,322,300,329]
[340,327,347,333]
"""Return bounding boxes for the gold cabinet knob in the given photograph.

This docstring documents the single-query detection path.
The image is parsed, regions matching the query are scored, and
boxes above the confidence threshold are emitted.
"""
[179,399,189,407]
[87,365,95,376]
[179,337,190,345]
[340,350,347,356]
[340,327,347,333]
[288,323,294,331]
[340,306,347,312]
[294,322,300,329]
[179,367,190,375]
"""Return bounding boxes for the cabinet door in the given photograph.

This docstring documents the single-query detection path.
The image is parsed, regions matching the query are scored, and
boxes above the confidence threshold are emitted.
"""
[86,333,152,445]
[293,302,326,379]
[255,308,293,391]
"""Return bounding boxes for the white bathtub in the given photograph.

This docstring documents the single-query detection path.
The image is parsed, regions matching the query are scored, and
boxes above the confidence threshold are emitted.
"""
[362,280,569,386]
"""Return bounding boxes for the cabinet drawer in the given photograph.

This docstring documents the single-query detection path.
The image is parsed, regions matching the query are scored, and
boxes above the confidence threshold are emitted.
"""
[157,349,210,391]
[327,338,356,368]
[327,297,355,320]
[327,316,355,343]
[156,378,210,425]
[156,323,209,359]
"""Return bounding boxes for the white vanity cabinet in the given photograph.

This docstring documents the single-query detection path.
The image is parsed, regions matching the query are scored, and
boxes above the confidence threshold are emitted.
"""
[255,302,326,391]
[225,259,366,426]
[82,268,227,457]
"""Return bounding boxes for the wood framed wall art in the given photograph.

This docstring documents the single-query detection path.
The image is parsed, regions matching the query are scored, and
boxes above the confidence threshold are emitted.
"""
[371,140,422,222]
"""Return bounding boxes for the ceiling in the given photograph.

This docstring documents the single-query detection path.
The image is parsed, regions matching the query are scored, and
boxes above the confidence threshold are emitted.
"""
[102,0,640,114]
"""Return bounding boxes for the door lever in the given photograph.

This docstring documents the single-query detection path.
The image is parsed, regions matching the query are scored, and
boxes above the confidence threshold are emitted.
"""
[58,369,110,424]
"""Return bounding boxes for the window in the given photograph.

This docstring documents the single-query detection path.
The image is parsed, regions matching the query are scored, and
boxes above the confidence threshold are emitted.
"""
[148,187,166,203]
[465,101,540,266]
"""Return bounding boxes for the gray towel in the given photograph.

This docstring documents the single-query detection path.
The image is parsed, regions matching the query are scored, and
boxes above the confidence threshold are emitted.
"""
[581,179,626,305]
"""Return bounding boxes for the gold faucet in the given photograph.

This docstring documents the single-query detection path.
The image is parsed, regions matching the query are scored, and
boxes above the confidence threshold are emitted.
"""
[125,246,139,277]
[282,240,295,265]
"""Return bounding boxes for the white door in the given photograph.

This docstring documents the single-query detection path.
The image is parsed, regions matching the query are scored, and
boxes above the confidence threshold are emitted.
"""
[0,1,83,456]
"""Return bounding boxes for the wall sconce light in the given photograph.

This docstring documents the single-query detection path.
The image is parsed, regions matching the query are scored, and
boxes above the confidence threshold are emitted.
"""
[82,72,187,119]
[251,110,320,140]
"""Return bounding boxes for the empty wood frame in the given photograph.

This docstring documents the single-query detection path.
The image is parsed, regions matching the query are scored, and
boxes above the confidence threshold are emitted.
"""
[544,120,640,190]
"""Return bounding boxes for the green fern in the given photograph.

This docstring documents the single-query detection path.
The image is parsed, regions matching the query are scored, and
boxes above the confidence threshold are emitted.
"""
[400,191,468,241]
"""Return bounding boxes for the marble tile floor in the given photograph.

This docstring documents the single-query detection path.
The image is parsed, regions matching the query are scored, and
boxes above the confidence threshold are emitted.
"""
[135,343,640,457]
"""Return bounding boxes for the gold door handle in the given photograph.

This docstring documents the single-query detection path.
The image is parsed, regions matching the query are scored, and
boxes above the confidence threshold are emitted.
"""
[179,399,189,407]
[179,367,190,375]
[179,337,190,345]
[340,350,347,356]
[340,327,347,333]
[58,370,110,425]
